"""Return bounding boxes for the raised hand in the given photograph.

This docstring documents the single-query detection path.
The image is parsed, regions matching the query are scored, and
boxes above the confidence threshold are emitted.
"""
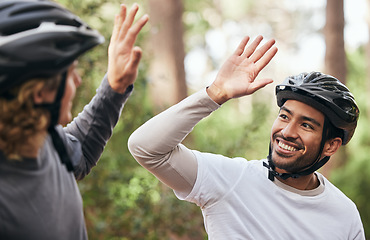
[206,36,278,104]
[107,4,149,93]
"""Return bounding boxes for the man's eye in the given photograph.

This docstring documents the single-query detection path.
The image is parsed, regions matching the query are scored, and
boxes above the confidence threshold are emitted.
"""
[302,123,313,129]
[279,114,287,119]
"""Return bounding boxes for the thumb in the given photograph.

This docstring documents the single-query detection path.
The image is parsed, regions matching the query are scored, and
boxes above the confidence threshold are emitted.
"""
[128,46,143,71]
[249,78,273,94]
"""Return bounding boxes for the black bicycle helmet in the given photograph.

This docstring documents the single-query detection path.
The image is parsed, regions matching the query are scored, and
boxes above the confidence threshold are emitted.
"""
[0,0,105,95]
[275,71,359,145]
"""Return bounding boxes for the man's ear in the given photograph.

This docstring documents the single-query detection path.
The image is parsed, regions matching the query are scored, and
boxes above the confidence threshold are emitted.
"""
[33,87,56,104]
[323,137,342,157]
[33,88,44,104]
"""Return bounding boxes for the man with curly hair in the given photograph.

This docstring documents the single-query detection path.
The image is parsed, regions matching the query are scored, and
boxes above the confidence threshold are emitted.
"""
[0,1,148,239]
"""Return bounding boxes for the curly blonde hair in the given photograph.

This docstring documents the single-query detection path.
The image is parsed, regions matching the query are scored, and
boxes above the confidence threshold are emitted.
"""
[0,76,61,160]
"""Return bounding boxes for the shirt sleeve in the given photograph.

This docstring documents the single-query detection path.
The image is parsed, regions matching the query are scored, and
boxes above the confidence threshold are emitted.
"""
[179,151,250,206]
[350,209,366,240]
[128,88,220,195]
[64,74,133,180]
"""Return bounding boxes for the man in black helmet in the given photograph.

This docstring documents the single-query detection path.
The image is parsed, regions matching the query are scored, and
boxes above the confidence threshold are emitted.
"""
[129,35,365,239]
[0,0,148,239]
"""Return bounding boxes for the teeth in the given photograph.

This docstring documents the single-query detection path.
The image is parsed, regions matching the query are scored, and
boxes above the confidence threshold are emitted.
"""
[278,141,297,152]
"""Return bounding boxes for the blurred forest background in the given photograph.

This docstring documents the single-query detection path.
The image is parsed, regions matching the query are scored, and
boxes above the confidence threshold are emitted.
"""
[57,0,370,239]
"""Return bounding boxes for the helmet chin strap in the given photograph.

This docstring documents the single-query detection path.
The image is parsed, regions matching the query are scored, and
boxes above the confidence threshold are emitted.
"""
[34,72,74,172]
[264,149,330,181]
[264,119,330,181]
[34,72,67,127]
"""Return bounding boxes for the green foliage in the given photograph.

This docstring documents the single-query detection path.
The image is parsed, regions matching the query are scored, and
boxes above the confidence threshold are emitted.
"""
[190,93,274,159]
[330,48,370,239]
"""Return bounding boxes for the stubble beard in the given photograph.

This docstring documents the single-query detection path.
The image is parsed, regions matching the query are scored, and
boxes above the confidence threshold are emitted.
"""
[270,136,321,174]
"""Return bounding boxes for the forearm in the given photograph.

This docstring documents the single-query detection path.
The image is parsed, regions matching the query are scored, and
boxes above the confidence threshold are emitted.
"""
[128,88,220,194]
[65,74,133,180]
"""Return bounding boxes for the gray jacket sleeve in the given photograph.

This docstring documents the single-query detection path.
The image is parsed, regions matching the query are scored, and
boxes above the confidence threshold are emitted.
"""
[65,75,133,180]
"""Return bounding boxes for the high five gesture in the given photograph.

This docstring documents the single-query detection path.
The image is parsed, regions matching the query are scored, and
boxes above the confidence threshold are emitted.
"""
[108,4,149,93]
[207,35,278,104]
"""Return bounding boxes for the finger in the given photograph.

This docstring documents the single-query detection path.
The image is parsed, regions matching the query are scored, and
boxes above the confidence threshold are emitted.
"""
[255,46,278,72]
[118,4,128,27]
[249,78,274,94]
[111,4,127,42]
[119,3,139,40]
[233,36,250,56]
[126,46,142,77]
[110,14,120,43]
[241,35,263,58]
[249,39,276,63]
[121,14,149,48]
[132,46,143,67]
[130,14,149,37]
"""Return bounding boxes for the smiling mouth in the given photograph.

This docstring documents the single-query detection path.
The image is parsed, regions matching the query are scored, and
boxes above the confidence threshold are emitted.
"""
[278,140,298,152]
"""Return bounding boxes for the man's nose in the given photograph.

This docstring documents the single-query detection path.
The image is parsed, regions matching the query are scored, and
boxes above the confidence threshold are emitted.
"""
[281,122,299,139]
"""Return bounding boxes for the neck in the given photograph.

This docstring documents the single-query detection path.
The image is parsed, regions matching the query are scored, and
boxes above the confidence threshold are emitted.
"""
[16,131,47,159]
[277,172,319,190]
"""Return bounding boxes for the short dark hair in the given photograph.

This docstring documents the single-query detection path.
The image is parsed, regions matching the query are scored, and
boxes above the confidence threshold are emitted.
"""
[325,117,344,143]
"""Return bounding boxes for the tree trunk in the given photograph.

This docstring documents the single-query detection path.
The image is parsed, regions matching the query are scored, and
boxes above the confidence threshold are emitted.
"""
[148,0,188,113]
[324,0,347,80]
[146,2,204,238]
[321,0,347,178]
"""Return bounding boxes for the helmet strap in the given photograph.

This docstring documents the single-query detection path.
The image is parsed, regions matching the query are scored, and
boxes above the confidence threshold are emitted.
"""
[34,71,67,128]
[34,72,74,172]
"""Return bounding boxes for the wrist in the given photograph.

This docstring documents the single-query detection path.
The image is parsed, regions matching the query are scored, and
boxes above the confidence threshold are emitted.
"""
[107,73,132,94]
[206,84,229,105]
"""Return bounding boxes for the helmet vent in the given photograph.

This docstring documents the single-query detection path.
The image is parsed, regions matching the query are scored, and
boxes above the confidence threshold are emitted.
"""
[333,98,359,121]
[55,19,83,28]
[288,79,295,85]
[2,23,41,36]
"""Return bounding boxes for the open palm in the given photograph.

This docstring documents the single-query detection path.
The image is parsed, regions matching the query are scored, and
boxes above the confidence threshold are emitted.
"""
[107,4,149,93]
[207,36,278,104]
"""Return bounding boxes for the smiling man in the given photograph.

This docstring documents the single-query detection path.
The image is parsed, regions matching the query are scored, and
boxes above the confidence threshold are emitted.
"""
[128,36,365,239]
